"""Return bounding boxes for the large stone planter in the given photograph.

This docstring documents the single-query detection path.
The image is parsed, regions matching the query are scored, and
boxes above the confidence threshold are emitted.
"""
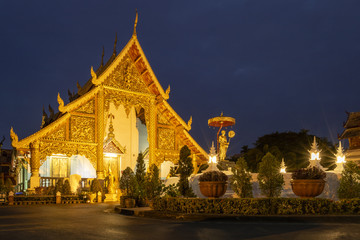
[199,181,227,198]
[291,179,325,198]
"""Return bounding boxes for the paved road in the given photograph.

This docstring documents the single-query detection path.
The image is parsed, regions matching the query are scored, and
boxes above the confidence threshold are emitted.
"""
[1,204,360,240]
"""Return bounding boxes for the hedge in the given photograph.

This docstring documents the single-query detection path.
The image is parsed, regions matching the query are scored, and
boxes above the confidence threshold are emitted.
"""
[152,197,360,215]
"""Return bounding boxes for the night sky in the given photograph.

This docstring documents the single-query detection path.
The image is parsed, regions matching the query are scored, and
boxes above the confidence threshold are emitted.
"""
[1,1,360,155]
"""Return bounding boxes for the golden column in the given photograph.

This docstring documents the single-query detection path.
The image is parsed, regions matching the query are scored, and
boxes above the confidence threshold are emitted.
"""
[29,140,40,189]
[96,86,105,179]
[148,98,157,166]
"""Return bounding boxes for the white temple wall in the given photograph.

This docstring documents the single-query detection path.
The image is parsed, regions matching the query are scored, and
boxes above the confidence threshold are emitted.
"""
[105,103,139,171]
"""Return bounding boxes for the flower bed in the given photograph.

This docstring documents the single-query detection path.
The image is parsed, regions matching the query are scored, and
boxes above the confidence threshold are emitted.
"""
[153,197,360,215]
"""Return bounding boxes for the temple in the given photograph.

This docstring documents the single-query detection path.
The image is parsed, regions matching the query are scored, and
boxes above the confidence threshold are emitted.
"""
[339,112,360,163]
[10,15,208,192]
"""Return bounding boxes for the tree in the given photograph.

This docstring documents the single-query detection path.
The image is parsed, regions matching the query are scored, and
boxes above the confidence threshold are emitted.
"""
[62,179,71,195]
[119,167,137,198]
[90,179,102,196]
[177,145,195,197]
[338,161,360,199]
[0,178,5,193]
[135,153,146,201]
[230,158,253,198]
[145,164,162,200]
[258,152,284,197]
[4,178,14,194]
[233,130,336,172]
[55,179,63,194]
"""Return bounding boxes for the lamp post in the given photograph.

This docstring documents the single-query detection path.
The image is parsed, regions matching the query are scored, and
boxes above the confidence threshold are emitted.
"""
[280,158,286,173]
[308,136,324,170]
[334,141,346,173]
[206,142,219,172]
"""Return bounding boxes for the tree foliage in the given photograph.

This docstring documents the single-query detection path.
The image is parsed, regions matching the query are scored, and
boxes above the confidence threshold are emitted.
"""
[90,178,102,194]
[145,164,162,200]
[233,130,335,172]
[135,153,146,201]
[177,145,195,197]
[55,179,64,194]
[119,167,137,198]
[230,158,253,198]
[62,179,72,195]
[338,161,360,199]
[258,152,284,197]
[0,178,5,193]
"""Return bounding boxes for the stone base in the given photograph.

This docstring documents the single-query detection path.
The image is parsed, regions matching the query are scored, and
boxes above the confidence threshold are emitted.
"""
[104,193,118,202]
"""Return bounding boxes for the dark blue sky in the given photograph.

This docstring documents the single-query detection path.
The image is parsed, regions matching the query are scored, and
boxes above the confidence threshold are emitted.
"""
[1,1,360,155]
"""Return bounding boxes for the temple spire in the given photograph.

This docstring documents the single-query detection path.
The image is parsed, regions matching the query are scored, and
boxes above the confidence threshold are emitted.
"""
[113,33,117,56]
[133,9,138,37]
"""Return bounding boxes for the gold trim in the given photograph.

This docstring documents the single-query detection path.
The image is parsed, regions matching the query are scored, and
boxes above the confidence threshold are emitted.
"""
[11,113,71,148]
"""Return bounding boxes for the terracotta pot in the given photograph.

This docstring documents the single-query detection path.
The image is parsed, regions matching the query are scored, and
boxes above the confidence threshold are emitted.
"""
[291,179,325,198]
[124,198,136,208]
[199,181,227,198]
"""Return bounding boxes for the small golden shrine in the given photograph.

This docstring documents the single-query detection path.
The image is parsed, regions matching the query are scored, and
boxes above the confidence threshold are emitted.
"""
[10,13,208,191]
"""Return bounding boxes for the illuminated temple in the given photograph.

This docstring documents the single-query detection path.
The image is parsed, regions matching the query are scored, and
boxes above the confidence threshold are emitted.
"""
[10,16,208,192]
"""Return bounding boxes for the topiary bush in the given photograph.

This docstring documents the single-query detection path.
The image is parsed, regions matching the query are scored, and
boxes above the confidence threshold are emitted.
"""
[258,152,284,198]
[199,171,228,182]
[62,179,72,195]
[145,164,162,200]
[292,166,326,180]
[338,161,360,199]
[230,158,253,198]
[153,197,337,215]
[135,153,146,203]
[177,146,195,197]
[120,167,137,198]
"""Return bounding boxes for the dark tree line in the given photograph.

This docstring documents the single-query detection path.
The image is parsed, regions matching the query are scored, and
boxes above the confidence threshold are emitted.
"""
[230,130,336,172]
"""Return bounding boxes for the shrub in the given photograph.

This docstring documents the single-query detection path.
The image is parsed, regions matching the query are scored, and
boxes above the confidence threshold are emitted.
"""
[163,183,180,197]
[230,158,253,198]
[177,146,195,197]
[145,164,162,200]
[292,166,326,180]
[258,152,284,197]
[90,179,102,194]
[120,167,137,198]
[62,180,72,195]
[153,197,337,215]
[54,179,63,194]
[338,161,360,199]
[135,153,146,201]
[199,171,228,182]
[0,178,4,193]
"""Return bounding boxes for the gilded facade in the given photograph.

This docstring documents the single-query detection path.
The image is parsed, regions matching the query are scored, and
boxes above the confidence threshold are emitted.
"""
[10,18,208,190]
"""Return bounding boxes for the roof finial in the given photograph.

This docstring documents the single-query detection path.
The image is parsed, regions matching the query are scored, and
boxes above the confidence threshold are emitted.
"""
[113,33,117,55]
[133,9,138,36]
[101,46,104,67]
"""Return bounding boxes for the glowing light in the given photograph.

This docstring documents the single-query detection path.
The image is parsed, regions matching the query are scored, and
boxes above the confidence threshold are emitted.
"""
[280,158,286,173]
[336,155,345,164]
[209,155,217,164]
[310,152,320,161]
[104,153,118,158]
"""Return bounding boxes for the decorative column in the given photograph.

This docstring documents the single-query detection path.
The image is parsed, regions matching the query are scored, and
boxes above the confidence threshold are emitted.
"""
[29,140,40,189]
[148,98,157,166]
[96,87,105,179]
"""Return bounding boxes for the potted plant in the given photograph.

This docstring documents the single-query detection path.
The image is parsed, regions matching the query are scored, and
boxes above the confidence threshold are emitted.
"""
[291,166,326,198]
[145,164,162,208]
[120,167,137,208]
[199,171,228,198]
[90,179,102,203]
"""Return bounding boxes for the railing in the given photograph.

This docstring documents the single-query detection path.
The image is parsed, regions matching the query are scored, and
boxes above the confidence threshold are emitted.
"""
[39,177,92,188]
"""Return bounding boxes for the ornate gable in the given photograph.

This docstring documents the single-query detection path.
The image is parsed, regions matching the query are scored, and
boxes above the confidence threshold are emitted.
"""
[103,54,150,94]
